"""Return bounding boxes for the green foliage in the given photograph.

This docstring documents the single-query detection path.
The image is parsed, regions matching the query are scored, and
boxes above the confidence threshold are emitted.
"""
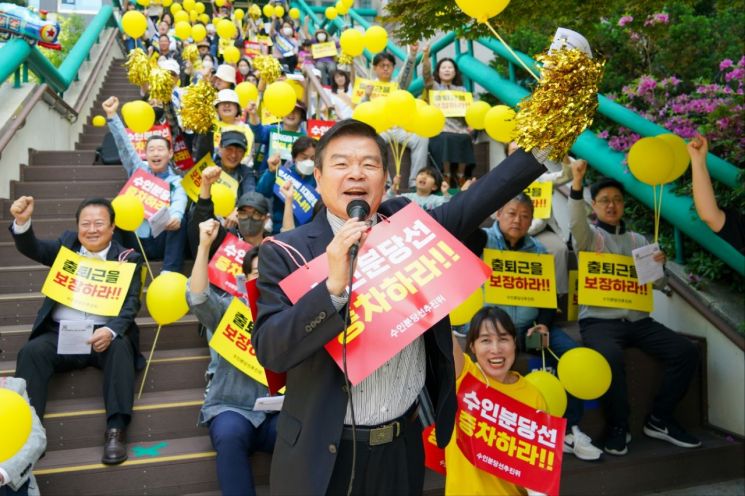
[39,14,86,68]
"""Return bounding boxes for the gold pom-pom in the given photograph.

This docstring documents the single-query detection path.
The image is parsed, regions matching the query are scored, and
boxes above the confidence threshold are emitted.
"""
[149,67,177,105]
[180,78,217,133]
[514,48,605,160]
[337,53,353,66]
[182,44,200,65]
[253,55,282,84]
[125,48,151,87]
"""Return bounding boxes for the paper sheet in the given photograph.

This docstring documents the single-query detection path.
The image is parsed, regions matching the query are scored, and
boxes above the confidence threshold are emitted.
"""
[148,206,170,238]
[632,243,665,286]
[253,396,284,412]
[57,320,94,355]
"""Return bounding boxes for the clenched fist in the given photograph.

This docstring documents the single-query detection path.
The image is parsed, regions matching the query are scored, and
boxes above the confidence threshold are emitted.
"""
[102,96,119,119]
[10,196,34,225]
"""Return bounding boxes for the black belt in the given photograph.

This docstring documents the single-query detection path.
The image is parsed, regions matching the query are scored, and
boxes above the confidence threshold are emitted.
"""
[341,403,419,446]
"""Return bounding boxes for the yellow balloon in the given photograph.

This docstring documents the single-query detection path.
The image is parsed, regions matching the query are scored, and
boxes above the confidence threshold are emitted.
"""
[274,5,285,17]
[341,0,354,7]
[339,28,364,57]
[183,0,195,11]
[628,137,675,186]
[195,1,205,13]
[263,81,297,118]
[557,347,612,400]
[162,0,172,7]
[0,389,32,463]
[234,8,245,20]
[215,0,225,7]
[191,23,207,42]
[363,25,387,54]
[211,183,237,217]
[199,13,210,24]
[483,104,516,142]
[121,11,147,39]
[289,7,300,19]
[449,288,484,326]
[170,2,182,14]
[217,18,237,39]
[657,134,690,183]
[325,6,338,20]
[173,10,189,24]
[121,100,155,134]
[524,370,567,416]
[455,0,510,23]
[92,115,106,127]
[111,194,145,231]
[352,101,381,132]
[412,104,445,138]
[174,20,192,40]
[262,3,274,17]
[189,9,199,22]
[388,89,416,127]
[235,82,259,108]
[370,97,395,133]
[146,272,189,325]
[335,1,349,15]
[465,100,491,130]
[223,45,241,64]
[136,0,150,7]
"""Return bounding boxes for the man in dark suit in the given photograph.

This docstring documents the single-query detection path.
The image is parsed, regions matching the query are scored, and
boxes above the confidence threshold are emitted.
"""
[9,196,143,466]
[253,119,549,495]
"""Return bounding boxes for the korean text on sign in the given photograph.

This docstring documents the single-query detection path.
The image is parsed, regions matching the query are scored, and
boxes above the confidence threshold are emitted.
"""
[41,246,137,317]
[172,134,195,172]
[429,90,473,117]
[273,167,320,225]
[181,154,240,202]
[279,203,491,385]
[268,130,302,161]
[351,78,398,104]
[125,124,172,161]
[209,297,278,389]
[523,181,553,220]
[307,119,336,140]
[208,233,253,299]
[483,249,557,309]
[311,41,338,59]
[577,252,653,313]
[118,169,171,220]
[456,372,567,496]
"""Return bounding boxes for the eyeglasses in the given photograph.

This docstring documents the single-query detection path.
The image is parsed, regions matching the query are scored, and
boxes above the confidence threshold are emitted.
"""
[237,208,266,221]
[595,197,625,206]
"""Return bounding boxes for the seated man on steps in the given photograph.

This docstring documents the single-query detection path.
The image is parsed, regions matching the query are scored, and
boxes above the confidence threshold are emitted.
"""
[9,196,144,465]
[569,160,701,456]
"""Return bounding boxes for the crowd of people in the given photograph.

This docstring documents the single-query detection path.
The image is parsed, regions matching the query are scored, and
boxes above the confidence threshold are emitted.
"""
[2,2,744,496]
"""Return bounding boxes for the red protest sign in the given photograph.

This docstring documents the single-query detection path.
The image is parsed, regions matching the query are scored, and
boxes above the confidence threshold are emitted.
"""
[456,372,566,496]
[118,169,171,219]
[423,424,446,475]
[208,233,253,299]
[125,124,172,160]
[279,203,490,385]
[245,275,286,395]
[307,119,336,140]
[172,134,195,172]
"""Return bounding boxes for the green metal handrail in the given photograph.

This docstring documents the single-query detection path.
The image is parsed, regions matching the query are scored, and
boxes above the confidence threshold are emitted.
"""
[0,5,115,94]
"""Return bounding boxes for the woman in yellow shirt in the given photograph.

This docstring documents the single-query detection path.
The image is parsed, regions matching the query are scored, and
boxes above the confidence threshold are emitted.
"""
[447,307,547,495]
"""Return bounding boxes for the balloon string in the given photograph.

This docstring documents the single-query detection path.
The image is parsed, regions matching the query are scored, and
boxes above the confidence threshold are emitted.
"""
[389,138,400,178]
[656,184,664,244]
[541,346,546,371]
[398,135,411,177]
[135,234,154,281]
[546,346,561,362]
[138,324,162,399]
[484,22,540,81]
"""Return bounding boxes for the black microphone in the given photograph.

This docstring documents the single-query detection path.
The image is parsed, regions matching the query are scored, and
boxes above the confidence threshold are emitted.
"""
[346,199,370,259]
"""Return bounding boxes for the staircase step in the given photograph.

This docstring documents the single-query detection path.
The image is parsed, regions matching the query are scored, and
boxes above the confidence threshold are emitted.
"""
[0,218,78,241]
[35,435,228,495]
[1,315,204,361]
[43,388,205,450]
[21,165,127,182]
[1,347,210,400]
[10,180,124,199]
[29,149,96,166]
[0,198,102,220]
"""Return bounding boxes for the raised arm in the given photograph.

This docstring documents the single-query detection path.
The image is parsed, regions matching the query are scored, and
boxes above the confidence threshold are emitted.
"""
[422,43,434,90]
[568,157,596,251]
[103,96,145,176]
[689,134,726,232]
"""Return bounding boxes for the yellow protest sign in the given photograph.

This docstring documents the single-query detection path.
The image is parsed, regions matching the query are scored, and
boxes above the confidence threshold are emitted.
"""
[311,41,338,59]
[256,34,273,47]
[212,122,255,162]
[566,270,578,322]
[209,297,271,387]
[483,249,557,309]
[41,246,137,317]
[577,252,653,313]
[181,154,240,202]
[351,78,398,104]
[523,181,553,219]
[429,90,473,117]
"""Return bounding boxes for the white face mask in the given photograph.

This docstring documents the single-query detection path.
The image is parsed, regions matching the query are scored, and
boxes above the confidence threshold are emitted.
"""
[317,33,327,42]
[295,159,314,176]
[282,27,293,37]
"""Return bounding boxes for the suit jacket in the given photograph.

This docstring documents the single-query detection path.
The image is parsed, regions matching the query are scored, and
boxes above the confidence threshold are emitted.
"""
[253,149,545,495]
[10,225,144,356]
[0,377,46,495]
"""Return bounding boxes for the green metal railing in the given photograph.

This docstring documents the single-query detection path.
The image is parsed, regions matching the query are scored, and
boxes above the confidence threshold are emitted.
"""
[0,5,116,94]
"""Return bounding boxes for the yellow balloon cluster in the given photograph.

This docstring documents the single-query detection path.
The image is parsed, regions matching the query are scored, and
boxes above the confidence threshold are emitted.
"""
[0,389,32,463]
[557,347,612,400]
[112,194,145,231]
[121,100,156,133]
[147,272,189,325]
[628,134,690,185]
[263,81,298,118]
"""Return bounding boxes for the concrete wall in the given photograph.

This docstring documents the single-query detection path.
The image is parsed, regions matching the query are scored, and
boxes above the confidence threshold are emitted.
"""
[0,28,122,199]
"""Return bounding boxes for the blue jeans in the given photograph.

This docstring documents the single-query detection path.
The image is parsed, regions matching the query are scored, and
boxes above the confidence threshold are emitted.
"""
[209,410,278,496]
[518,325,583,429]
[139,221,187,272]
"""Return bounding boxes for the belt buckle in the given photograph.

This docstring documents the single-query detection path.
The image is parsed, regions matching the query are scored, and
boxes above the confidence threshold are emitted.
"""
[369,422,399,446]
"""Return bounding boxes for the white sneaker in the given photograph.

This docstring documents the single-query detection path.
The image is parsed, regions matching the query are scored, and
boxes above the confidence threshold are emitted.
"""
[564,425,603,461]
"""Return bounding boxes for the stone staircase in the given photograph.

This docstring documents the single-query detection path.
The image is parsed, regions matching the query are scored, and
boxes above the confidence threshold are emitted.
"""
[0,57,742,495]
